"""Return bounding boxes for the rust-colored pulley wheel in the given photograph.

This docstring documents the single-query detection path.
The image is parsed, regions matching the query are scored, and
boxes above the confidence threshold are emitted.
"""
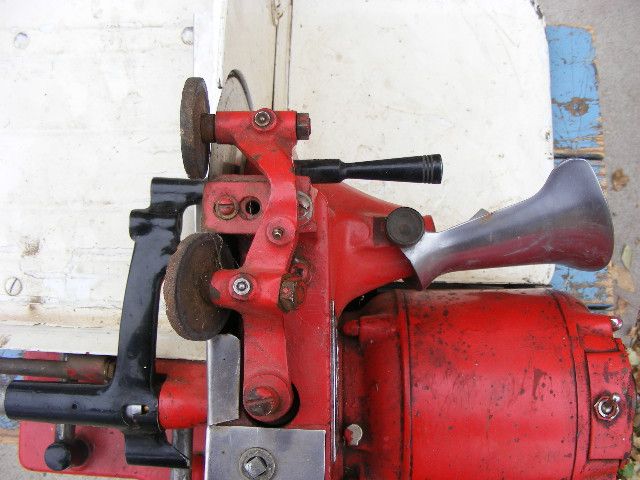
[180,77,211,179]
[164,232,234,340]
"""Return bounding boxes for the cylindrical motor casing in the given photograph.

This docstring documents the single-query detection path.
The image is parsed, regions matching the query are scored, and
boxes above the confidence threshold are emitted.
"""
[341,289,634,479]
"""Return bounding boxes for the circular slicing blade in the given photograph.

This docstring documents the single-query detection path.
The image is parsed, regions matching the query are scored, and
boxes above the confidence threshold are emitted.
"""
[180,77,211,179]
[164,232,234,341]
[209,73,251,178]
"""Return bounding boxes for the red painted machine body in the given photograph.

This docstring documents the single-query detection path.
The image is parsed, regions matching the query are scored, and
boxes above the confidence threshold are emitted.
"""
[15,108,634,479]
[341,289,633,479]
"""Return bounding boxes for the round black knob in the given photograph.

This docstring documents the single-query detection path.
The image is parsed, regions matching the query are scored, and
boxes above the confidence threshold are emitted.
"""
[386,207,425,247]
[44,440,89,471]
[44,442,72,471]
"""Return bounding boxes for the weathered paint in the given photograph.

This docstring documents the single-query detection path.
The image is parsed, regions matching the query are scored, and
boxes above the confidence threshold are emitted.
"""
[546,25,604,157]
[547,25,612,308]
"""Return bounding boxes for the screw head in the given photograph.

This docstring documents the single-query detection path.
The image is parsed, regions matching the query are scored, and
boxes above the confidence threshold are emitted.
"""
[271,227,284,240]
[4,277,22,296]
[214,196,239,220]
[232,277,252,296]
[344,423,364,447]
[244,386,281,417]
[253,110,272,128]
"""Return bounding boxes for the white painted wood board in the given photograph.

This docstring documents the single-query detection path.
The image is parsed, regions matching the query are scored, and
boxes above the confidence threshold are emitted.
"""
[0,1,275,358]
[287,0,555,284]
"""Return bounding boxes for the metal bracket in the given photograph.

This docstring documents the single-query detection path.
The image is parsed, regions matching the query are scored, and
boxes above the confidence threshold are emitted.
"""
[3,178,204,468]
[207,334,241,425]
[205,426,325,480]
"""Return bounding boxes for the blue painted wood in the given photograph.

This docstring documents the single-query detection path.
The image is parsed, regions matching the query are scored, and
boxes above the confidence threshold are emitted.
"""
[546,25,603,156]
[547,25,610,308]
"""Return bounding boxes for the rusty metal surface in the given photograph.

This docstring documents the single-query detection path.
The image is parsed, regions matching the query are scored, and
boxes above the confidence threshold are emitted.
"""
[180,77,211,179]
[0,355,113,384]
[342,288,633,479]
[164,232,234,341]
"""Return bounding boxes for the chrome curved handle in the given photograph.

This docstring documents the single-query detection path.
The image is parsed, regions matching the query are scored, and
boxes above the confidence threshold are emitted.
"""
[402,159,614,288]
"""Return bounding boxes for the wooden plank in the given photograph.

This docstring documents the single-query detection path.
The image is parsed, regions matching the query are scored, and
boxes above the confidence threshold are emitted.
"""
[546,25,604,158]
[546,25,612,308]
[0,1,276,357]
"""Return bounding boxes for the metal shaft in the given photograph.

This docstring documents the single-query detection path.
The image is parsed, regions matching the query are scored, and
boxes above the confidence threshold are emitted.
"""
[0,355,114,383]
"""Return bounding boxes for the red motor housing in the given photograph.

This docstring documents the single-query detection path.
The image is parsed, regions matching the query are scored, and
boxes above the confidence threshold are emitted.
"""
[342,289,634,479]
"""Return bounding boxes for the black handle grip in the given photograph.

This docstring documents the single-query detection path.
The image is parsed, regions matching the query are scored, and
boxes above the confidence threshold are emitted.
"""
[293,155,443,184]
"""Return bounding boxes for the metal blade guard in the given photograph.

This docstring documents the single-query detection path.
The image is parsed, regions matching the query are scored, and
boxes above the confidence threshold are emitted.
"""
[403,159,614,288]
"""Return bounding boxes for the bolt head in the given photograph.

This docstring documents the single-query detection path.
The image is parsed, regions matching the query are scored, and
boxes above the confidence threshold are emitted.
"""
[296,112,311,140]
[214,196,238,220]
[271,227,284,240]
[344,423,364,447]
[232,277,252,296]
[244,386,280,417]
[254,110,272,128]
[610,317,623,332]
[243,456,268,478]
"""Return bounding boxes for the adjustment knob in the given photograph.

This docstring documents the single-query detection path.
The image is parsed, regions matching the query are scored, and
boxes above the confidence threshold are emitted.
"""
[44,438,89,471]
[386,207,425,247]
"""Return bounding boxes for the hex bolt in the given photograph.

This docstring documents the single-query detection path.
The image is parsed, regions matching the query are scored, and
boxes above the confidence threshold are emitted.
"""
[214,196,239,220]
[296,112,311,140]
[232,277,252,297]
[610,317,623,332]
[4,277,22,296]
[271,227,284,240]
[253,110,272,128]
[244,386,281,417]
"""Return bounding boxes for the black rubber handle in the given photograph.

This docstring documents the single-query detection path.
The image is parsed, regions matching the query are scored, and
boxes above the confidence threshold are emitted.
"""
[293,155,443,184]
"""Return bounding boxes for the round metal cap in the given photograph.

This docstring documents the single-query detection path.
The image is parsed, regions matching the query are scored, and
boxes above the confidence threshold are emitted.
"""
[180,77,211,179]
[385,207,425,246]
[164,232,234,340]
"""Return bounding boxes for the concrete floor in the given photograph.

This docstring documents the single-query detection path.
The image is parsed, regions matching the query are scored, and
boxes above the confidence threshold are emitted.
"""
[540,0,640,338]
[1,1,639,479]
